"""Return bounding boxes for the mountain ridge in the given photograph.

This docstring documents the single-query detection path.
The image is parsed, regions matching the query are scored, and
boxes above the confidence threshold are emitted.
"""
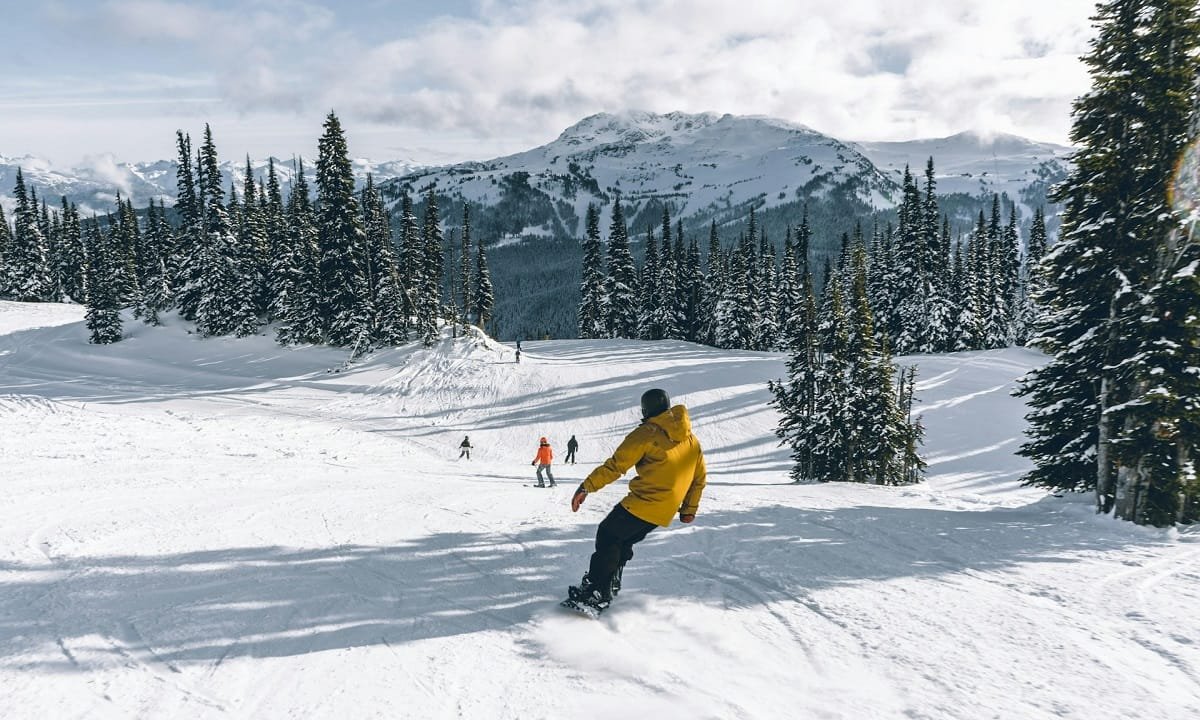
[1,112,1071,229]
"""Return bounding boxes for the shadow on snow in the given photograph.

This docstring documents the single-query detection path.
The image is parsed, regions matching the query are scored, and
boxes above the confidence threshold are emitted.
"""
[0,499,1166,672]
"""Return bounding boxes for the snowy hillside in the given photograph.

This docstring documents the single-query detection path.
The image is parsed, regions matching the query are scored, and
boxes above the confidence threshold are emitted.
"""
[0,154,420,214]
[1,301,1196,719]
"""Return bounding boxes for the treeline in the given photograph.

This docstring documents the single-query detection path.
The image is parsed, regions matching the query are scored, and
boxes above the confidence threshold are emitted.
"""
[577,160,1046,358]
[0,112,495,352]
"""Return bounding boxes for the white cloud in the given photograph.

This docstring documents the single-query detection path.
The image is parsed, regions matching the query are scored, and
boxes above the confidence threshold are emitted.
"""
[20,0,1099,164]
[313,0,1096,146]
[78,153,134,199]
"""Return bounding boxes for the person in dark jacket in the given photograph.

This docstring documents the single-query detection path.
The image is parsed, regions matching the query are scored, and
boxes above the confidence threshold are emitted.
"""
[568,388,707,612]
[459,436,473,460]
[565,435,579,464]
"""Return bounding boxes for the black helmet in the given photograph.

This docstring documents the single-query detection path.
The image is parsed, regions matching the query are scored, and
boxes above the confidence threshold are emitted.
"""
[640,388,670,419]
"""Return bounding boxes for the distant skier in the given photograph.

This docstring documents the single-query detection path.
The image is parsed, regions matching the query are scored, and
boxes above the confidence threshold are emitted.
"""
[459,436,473,460]
[515,348,521,364]
[532,436,555,487]
[565,435,579,465]
[565,388,707,615]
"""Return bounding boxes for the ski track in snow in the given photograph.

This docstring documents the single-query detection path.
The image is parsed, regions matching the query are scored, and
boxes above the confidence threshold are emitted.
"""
[0,301,1197,720]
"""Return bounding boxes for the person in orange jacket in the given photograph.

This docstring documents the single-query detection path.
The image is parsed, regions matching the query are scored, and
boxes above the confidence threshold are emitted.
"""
[567,388,706,612]
[532,437,555,487]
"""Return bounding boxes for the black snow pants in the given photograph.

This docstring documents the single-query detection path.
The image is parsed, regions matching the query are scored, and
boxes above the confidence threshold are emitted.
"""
[587,503,656,598]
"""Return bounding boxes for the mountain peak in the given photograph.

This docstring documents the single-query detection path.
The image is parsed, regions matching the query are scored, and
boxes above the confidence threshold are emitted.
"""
[556,110,726,146]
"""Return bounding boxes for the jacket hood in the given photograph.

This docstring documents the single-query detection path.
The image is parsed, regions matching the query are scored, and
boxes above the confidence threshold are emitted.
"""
[646,405,691,442]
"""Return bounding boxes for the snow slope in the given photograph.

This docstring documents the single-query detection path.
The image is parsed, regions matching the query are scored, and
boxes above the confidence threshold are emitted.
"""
[1,301,1197,719]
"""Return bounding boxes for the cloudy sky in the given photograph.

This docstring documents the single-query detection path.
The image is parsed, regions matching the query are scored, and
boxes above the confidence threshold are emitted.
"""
[0,0,1097,166]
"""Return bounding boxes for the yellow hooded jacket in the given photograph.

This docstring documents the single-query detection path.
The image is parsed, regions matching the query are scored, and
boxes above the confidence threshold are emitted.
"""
[582,405,707,527]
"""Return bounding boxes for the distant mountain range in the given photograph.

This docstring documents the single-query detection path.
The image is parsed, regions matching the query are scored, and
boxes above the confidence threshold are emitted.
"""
[1,110,1070,232]
[0,154,420,215]
[377,111,1072,242]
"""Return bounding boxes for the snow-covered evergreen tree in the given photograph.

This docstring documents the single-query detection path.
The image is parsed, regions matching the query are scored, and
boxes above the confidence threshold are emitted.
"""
[1019,0,1200,523]
[682,231,703,342]
[193,126,244,337]
[458,203,472,330]
[262,159,287,321]
[637,226,661,340]
[770,269,819,482]
[53,197,87,304]
[714,230,755,349]
[756,232,780,350]
[417,189,444,346]
[273,160,323,345]
[999,206,1021,344]
[84,219,123,344]
[778,228,804,350]
[924,216,956,352]
[111,197,142,307]
[9,170,54,302]
[808,278,852,482]
[315,112,373,350]
[238,157,271,317]
[472,232,494,332]
[654,208,684,340]
[604,195,639,339]
[950,239,975,351]
[1016,206,1049,345]
[369,179,408,346]
[577,203,606,339]
[700,220,724,346]
[892,167,925,354]
[0,204,13,297]
[135,200,173,325]
[172,132,205,320]
[397,192,422,324]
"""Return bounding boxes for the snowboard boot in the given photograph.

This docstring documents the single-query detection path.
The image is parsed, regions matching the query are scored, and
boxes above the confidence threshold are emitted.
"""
[581,587,611,613]
[568,572,613,609]
[535,482,546,488]
[568,573,592,602]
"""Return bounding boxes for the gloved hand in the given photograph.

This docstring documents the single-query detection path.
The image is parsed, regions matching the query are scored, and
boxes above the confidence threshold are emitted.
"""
[571,483,588,512]
[531,461,536,466]
[679,513,695,523]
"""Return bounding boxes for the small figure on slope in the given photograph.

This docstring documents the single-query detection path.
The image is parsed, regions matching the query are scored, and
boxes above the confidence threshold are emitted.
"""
[564,388,707,617]
[566,434,579,465]
[532,437,555,487]
[459,436,473,460]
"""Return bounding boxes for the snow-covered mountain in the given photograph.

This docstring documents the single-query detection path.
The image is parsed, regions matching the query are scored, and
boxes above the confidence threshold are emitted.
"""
[2,113,1070,235]
[0,153,421,214]
[383,111,902,239]
[854,130,1073,220]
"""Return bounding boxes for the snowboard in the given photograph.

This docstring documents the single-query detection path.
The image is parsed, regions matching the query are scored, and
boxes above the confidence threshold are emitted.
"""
[559,597,606,619]
[559,579,615,619]
[524,484,558,488]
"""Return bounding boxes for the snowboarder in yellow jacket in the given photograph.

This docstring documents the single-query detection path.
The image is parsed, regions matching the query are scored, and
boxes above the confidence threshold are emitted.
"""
[567,388,707,611]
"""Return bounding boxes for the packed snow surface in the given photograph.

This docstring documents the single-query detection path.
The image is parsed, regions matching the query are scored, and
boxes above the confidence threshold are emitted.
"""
[1,301,1197,719]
